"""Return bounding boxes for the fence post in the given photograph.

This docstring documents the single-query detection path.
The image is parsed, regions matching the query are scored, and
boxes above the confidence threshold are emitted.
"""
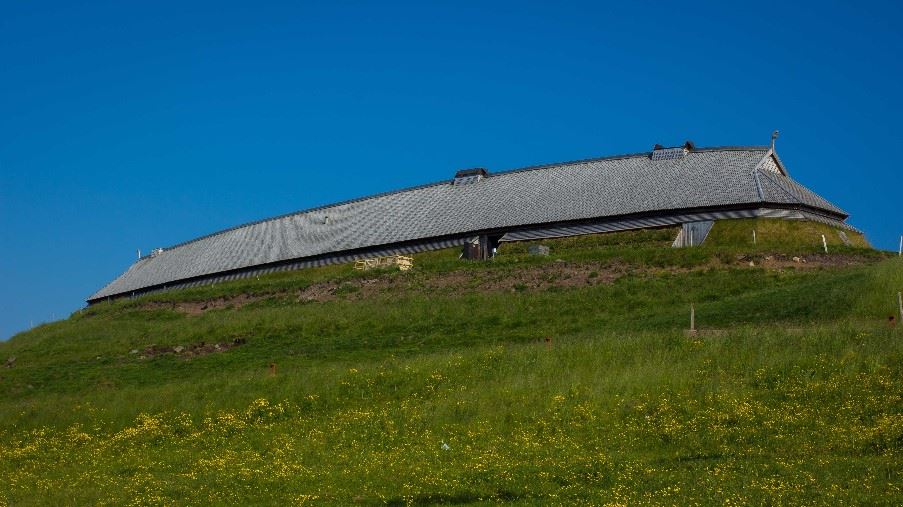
[690,304,696,335]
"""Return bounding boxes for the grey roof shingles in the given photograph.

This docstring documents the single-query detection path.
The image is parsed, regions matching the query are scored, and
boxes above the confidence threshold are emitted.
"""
[89,146,847,301]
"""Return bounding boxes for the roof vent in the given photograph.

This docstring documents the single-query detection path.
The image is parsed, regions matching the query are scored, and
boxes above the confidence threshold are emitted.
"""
[453,167,488,185]
[650,146,687,161]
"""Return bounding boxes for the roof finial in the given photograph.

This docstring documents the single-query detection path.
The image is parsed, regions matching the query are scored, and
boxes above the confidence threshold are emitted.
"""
[770,130,779,151]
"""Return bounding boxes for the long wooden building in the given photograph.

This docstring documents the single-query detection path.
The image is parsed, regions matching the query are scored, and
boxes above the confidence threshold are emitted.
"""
[88,141,853,303]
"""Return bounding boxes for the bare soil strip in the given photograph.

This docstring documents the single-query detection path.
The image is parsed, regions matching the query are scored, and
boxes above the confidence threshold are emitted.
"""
[140,253,875,315]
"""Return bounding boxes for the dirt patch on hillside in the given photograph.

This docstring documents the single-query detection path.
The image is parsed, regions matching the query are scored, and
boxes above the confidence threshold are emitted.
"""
[291,260,629,303]
[129,338,247,359]
[733,253,875,269]
[141,260,630,314]
[355,260,626,297]
[143,294,261,315]
[137,252,877,315]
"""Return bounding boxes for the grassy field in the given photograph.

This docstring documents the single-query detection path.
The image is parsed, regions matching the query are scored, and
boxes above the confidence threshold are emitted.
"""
[1,219,901,505]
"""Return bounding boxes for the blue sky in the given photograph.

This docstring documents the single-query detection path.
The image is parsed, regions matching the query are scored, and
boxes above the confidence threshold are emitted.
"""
[2,1,901,339]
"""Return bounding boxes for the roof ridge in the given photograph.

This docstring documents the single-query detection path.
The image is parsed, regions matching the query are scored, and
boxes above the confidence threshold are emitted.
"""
[752,170,766,201]
[756,167,846,217]
[756,168,802,203]
[495,145,769,177]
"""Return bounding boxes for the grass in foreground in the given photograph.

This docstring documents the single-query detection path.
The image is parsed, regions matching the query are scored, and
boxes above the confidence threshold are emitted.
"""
[2,325,902,505]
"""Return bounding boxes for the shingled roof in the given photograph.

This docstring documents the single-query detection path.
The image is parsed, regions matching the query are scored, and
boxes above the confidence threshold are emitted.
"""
[89,145,849,302]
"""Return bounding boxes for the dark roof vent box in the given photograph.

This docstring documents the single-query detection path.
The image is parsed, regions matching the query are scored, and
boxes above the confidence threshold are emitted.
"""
[650,141,695,161]
[453,167,488,185]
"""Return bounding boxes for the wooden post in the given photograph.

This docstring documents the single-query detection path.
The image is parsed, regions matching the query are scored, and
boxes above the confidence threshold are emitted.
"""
[544,336,552,350]
[690,304,696,335]
[821,234,828,253]
[269,363,277,376]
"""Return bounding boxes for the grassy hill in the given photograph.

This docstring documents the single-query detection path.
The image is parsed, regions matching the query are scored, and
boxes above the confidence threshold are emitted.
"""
[1,219,901,505]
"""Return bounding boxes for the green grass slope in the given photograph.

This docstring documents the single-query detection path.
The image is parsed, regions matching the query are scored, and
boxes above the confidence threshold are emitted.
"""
[1,219,901,505]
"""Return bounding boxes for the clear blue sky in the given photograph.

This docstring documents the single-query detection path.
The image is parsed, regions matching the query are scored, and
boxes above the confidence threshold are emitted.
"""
[2,1,901,339]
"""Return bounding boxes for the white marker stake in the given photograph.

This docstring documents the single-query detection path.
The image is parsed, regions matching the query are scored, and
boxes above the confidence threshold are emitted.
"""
[753,230,757,245]
[898,235,902,256]
[690,304,696,333]
[822,234,828,253]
